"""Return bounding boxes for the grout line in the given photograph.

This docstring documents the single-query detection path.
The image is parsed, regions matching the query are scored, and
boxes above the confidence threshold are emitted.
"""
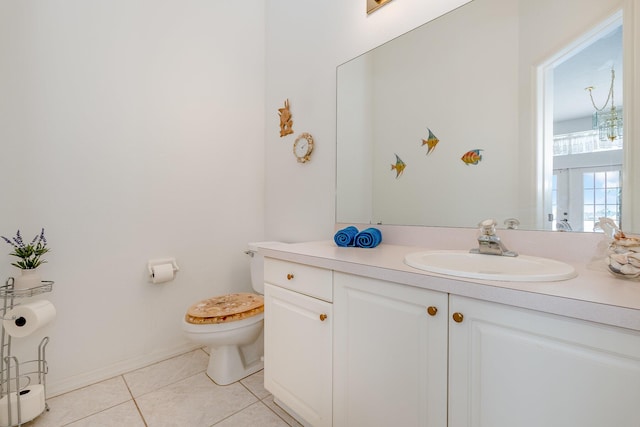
[208,398,259,426]
[122,373,149,427]
[261,399,295,427]
[50,376,133,426]
[261,396,302,427]
[131,397,149,427]
[122,349,209,399]
[259,399,300,427]
[237,378,263,401]
[233,370,301,426]
[200,374,261,426]
[58,394,141,427]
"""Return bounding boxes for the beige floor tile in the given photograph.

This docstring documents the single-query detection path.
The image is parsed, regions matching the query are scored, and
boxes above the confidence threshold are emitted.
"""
[65,400,145,427]
[123,348,209,397]
[240,370,269,400]
[23,377,131,427]
[215,401,289,427]
[22,350,282,427]
[136,373,257,427]
[261,395,303,427]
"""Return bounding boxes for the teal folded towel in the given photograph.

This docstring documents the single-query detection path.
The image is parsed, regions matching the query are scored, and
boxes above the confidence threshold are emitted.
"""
[334,226,359,247]
[355,227,382,248]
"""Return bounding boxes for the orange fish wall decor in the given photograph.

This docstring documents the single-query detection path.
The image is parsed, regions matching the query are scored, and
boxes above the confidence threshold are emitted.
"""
[461,149,483,165]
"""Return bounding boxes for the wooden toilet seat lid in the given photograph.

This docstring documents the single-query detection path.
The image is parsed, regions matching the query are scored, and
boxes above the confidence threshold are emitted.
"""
[185,293,264,324]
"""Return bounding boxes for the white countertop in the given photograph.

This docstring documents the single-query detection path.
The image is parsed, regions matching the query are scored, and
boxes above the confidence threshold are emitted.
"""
[258,240,640,331]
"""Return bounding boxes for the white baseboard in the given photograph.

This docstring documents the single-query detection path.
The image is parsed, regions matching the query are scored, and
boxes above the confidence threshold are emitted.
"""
[45,343,202,397]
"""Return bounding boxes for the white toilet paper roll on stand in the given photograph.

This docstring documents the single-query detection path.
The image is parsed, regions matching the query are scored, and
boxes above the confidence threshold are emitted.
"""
[151,263,175,284]
[2,300,56,338]
[0,384,46,426]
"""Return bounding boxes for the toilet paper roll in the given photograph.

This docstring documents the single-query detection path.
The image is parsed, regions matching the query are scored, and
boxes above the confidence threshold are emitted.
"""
[3,300,56,338]
[0,384,46,426]
[151,263,174,284]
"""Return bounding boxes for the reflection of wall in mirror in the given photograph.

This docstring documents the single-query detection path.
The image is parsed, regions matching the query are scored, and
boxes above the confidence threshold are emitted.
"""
[336,53,374,223]
[336,0,635,231]
[371,0,518,228]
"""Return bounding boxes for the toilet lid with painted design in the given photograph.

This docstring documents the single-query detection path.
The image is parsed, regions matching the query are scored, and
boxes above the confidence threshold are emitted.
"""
[185,293,264,324]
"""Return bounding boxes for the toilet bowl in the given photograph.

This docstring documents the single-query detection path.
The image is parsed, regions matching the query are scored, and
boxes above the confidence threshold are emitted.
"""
[182,243,268,385]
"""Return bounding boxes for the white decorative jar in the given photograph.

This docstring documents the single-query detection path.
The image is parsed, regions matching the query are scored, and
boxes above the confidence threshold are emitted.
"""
[12,269,42,291]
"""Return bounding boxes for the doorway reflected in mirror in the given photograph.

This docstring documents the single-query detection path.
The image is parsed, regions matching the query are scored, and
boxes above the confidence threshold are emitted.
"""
[544,15,623,232]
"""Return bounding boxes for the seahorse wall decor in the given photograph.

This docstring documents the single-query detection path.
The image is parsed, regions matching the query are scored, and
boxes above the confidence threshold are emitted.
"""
[278,99,294,137]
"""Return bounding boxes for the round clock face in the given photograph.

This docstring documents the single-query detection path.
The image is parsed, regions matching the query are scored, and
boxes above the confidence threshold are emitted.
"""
[293,133,314,163]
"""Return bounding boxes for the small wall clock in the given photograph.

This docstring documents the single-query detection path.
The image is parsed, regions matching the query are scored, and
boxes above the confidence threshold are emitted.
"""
[293,133,314,163]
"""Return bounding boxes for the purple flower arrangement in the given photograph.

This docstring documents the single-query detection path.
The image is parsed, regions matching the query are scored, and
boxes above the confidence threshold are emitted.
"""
[1,228,50,270]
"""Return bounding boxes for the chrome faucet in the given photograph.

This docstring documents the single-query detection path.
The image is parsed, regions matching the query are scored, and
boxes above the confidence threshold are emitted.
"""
[556,219,573,232]
[470,219,518,257]
[504,218,520,230]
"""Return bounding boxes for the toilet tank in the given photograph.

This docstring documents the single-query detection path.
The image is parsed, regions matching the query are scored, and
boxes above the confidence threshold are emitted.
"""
[248,242,278,294]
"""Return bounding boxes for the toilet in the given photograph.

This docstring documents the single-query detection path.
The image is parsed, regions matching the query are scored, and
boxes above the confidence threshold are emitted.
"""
[182,243,266,385]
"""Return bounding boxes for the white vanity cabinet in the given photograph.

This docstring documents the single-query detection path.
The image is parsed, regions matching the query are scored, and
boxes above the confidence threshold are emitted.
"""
[263,258,333,427]
[448,295,640,427]
[261,245,640,427]
[333,272,449,427]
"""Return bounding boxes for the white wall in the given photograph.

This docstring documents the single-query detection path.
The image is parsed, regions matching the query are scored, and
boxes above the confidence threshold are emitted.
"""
[0,0,265,395]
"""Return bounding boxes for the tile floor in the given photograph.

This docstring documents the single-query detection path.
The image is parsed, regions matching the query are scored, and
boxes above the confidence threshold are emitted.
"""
[24,349,303,427]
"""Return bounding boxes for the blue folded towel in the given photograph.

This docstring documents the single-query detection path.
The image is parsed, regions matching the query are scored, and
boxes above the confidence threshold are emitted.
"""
[354,227,382,248]
[334,226,359,247]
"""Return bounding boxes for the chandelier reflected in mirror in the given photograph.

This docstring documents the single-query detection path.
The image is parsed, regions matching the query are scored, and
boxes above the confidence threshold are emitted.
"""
[586,68,623,142]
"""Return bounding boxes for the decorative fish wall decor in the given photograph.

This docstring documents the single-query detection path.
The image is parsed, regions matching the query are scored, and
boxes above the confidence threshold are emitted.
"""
[391,154,406,178]
[461,149,483,165]
[421,128,440,155]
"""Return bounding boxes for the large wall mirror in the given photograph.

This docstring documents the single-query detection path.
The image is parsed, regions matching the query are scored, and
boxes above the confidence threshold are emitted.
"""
[336,0,637,233]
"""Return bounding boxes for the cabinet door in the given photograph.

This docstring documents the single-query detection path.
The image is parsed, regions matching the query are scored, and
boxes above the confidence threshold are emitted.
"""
[333,272,448,427]
[449,295,640,427]
[264,283,332,427]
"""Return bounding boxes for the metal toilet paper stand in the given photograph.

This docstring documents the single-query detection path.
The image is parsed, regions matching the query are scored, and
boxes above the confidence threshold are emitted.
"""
[0,278,53,426]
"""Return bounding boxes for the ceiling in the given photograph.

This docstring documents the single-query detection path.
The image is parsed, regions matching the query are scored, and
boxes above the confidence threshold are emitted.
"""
[553,24,623,124]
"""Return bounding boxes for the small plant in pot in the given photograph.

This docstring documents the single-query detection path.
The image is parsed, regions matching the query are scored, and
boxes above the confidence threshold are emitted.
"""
[1,228,50,290]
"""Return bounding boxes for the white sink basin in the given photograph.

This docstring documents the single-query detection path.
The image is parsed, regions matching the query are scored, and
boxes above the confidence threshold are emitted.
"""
[404,250,577,282]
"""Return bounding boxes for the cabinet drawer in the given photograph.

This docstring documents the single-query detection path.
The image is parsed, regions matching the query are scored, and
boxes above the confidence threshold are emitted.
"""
[264,258,332,302]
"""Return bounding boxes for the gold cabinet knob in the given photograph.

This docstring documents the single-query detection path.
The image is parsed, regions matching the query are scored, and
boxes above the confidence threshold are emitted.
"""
[286,273,294,280]
[319,313,328,321]
[452,312,464,323]
[427,306,438,316]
